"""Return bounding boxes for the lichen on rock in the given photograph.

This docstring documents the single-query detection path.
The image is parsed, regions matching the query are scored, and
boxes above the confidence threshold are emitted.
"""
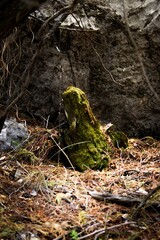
[62,86,110,171]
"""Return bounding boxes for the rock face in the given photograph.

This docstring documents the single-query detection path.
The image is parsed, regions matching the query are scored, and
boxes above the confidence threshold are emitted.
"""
[1,0,160,138]
[62,86,109,171]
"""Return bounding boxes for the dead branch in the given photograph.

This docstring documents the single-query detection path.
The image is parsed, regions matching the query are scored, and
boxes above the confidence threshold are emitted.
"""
[78,222,137,240]
[89,190,160,211]
[89,190,142,206]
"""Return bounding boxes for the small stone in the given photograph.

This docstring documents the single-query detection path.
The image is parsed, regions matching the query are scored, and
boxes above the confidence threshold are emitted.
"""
[0,118,29,151]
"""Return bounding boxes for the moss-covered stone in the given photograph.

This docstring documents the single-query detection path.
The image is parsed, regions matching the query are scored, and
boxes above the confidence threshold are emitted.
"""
[62,86,110,171]
[108,131,128,148]
[16,148,39,163]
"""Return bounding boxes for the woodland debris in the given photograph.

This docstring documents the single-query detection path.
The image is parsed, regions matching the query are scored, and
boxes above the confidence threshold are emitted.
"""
[89,190,160,211]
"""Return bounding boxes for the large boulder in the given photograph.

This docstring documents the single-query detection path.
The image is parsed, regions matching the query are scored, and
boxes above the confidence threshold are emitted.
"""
[1,0,160,138]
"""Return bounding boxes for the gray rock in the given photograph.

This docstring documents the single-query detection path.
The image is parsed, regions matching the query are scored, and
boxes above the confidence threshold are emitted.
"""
[0,118,29,151]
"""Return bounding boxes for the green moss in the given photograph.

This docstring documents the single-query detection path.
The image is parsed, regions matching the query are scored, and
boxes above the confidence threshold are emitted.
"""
[16,148,39,163]
[62,86,110,171]
[0,227,16,238]
[0,212,24,238]
[108,131,128,148]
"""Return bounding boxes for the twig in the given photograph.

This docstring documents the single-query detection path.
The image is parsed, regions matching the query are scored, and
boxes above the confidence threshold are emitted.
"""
[50,140,91,158]
[106,221,137,230]
[89,40,124,86]
[79,228,105,240]
[50,134,76,170]
[78,222,136,239]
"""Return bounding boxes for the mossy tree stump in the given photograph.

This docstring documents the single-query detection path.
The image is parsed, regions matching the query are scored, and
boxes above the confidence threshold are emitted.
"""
[62,86,109,171]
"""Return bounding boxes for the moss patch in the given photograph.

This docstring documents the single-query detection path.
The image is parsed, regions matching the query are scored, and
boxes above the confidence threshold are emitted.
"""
[62,86,110,171]
[108,131,128,148]
[15,148,39,163]
[0,208,24,238]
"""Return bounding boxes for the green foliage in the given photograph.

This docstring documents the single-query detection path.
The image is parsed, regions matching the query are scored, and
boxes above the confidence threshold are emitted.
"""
[70,229,79,240]
[78,211,87,225]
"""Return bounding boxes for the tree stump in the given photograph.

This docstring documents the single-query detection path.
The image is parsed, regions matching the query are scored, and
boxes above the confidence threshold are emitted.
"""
[62,86,110,171]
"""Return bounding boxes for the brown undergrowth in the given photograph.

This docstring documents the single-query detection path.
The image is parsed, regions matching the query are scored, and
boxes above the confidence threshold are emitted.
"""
[0,123,159,239]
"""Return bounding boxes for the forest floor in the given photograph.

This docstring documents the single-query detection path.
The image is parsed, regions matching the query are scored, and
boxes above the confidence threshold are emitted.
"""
[0,121,160,240]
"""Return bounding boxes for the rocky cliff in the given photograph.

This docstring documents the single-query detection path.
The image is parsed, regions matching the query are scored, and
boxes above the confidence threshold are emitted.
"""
[1,0,160,138]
